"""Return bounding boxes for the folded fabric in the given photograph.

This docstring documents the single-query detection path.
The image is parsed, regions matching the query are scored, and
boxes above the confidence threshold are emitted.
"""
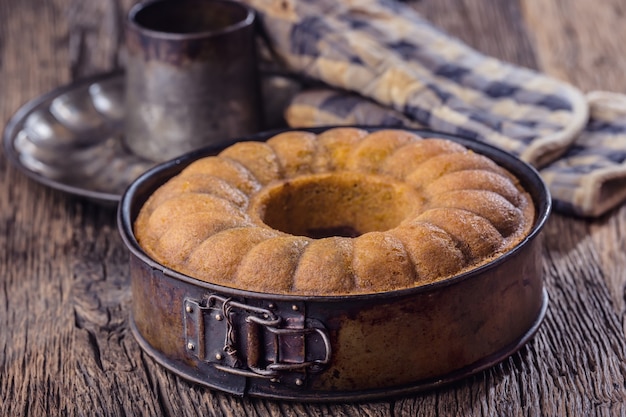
[242,0,626,217]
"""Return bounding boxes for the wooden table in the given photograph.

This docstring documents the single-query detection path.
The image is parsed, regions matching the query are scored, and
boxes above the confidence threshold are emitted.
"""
[2,0,626,415]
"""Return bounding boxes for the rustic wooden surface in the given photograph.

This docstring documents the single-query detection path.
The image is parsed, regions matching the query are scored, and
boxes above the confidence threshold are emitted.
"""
[2,0,626,416]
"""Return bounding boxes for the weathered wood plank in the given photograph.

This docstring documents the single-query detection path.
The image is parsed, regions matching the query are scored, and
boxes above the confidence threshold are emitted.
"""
[412,0,539,69]
[522,0,626,92]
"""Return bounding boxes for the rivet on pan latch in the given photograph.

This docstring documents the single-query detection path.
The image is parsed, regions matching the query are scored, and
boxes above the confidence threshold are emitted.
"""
[292,305,299,311]
[185,305,193,313]
[295,378,304,386]
[187,342,195,351]
[215,313,223,321]
[215,353,223,360]
[268,303,275,309]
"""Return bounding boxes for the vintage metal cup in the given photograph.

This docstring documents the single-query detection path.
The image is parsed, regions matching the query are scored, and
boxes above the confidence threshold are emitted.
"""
[124,0,262,162]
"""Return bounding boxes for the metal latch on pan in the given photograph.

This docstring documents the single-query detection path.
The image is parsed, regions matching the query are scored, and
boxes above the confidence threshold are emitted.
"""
[184,294,331,385]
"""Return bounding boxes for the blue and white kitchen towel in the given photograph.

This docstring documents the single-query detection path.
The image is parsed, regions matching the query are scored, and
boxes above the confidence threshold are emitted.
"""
[242,0,626,217]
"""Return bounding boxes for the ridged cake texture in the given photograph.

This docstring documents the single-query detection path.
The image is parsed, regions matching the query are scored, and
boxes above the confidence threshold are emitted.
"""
[134,128,535,295]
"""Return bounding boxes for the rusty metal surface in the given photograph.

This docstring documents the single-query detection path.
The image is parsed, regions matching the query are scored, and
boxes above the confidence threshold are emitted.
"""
[3,72,301,205]
[124,0,263,162]
[117,127,551,401]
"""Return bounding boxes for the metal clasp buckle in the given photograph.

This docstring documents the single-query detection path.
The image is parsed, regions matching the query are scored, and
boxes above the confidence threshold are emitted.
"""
[184,295,331,386]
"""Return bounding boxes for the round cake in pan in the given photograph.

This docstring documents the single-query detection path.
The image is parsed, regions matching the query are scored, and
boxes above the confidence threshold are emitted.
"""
[133,127,535,295]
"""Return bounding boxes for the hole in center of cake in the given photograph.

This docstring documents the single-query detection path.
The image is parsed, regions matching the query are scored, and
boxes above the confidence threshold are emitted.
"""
[256,172,421,239]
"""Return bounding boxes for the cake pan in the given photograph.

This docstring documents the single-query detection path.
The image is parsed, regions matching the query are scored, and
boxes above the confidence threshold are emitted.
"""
[117,127,551,402]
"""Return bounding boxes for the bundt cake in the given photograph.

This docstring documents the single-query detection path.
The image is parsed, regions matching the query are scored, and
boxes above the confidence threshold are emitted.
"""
[133,128,535,295]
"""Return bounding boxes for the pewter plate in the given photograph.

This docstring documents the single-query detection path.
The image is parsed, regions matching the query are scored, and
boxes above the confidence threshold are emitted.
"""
[3,71,302,205]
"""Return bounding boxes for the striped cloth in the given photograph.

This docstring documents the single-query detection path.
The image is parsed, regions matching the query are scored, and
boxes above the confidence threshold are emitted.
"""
[242,0,626,217]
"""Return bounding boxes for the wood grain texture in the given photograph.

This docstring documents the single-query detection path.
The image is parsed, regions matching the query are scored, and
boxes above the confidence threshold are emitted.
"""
[412,0,539,69]
[522,0,626,92]
[2,0,626,416]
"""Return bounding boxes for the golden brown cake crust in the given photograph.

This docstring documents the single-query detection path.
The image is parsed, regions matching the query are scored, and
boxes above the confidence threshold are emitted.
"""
[134,128,536,295]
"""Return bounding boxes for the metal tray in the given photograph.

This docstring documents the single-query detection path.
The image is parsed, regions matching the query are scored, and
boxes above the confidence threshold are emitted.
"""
[118,127,551,402]
[3,71,302,205]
